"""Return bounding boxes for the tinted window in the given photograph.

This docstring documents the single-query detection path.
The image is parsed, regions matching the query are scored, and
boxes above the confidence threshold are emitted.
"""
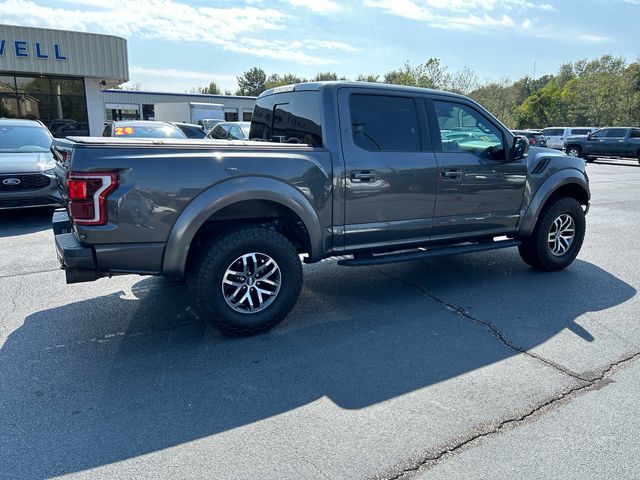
[606,128,627,138]
[434,101,504,160]
[208,125,227,139]
[631,129,640,138]
[542,128,565,136]
[570,129,591,135]
[250,91,322,146]
[349,94,420,151]
[0,124,52,152]
[179,125,206,138]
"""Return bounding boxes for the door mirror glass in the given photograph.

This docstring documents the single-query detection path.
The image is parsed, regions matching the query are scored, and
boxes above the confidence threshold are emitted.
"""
[512,135,529,160]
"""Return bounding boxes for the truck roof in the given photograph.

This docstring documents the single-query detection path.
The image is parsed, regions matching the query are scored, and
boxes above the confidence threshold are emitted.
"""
[259,80,470,101]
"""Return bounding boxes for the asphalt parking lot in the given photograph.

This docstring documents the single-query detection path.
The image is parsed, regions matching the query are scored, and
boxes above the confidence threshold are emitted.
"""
[1,159,639,480]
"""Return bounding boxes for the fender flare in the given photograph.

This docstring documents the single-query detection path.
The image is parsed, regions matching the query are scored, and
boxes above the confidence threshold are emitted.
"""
[162,176,324,277]
[518,169,590,237]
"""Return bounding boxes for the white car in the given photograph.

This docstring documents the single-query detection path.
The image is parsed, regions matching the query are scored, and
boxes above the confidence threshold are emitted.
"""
[541,127,598,150]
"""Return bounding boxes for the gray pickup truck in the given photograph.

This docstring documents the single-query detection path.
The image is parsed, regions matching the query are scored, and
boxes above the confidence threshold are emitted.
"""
[564,127,640,164]
[52,82,590,334]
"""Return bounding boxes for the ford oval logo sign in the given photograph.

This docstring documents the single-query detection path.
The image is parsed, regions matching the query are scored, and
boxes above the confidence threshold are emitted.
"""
[2,178,21,185]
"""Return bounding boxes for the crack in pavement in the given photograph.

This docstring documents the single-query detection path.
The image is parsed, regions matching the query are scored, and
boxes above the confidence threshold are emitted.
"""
[368,266,640,479]
[370,267,592,382]
[373,351,640,480]
[0,268,61,279]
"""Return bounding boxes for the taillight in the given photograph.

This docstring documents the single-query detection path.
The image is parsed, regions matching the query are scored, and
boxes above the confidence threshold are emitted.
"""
[529,138,536,145]
[67,172,118,225]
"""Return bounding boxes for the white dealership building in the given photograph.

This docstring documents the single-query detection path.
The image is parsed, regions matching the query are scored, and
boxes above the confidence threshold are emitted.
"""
[1,24,256,136]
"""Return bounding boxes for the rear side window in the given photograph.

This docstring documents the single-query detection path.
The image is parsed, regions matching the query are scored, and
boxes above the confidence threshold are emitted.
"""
[570,129,591,135]
[542,128,564,136]
[349,94,420,151]
[631,129,640,138]
[606,128,627,138]
[249,91,322,146]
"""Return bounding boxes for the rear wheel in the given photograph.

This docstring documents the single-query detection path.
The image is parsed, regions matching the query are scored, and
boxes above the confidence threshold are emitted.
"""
[518,197,585,271]
[566,146,581,158]
[188,226,303,335]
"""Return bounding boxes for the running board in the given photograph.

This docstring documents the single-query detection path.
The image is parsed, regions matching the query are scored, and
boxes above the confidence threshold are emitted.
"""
[337,239,521,267]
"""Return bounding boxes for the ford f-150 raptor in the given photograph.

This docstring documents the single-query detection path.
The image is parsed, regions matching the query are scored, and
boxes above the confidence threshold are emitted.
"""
[52,82,590,334]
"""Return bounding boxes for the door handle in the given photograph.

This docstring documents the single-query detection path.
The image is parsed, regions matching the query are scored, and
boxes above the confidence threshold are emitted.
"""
[351,171,376,182]
[442,169,463,180]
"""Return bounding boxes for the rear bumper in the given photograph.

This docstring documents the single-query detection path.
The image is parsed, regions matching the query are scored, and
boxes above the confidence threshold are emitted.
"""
[53,210,103,284]
[53,209,166,284]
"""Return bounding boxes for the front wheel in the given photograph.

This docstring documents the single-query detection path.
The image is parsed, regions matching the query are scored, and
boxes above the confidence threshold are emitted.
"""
[518,197,586,271]
[188,226,303,335]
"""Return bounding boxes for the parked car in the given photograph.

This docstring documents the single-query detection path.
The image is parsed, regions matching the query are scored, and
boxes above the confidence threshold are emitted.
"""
[102,121,187,139]
[206,121,250,140]
[167,122,207,139]
[564,127,640,164]
[541,127,597,150]
[0,119,62,209]
[52,81,590,335]
[511,130,547,147]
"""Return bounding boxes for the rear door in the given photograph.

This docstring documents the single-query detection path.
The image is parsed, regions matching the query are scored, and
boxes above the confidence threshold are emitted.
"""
[628,129,640,158]
[541,128,565,149]
[601,128,628,156]
[426,98,527,241]
[338,88,438,249]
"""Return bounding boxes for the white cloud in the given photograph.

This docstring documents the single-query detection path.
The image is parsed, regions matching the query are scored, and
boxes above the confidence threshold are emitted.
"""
[0,0,357,65]
[283,0,341,13]
[580,34,613,43]
[362,0,556,31]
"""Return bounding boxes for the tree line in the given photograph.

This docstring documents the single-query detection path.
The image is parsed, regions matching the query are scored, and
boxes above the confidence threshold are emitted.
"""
[188,54,640,129]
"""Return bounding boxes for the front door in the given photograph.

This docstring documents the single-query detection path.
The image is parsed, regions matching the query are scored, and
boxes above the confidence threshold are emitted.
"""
[338,89,438,250]
[427,99,527,241]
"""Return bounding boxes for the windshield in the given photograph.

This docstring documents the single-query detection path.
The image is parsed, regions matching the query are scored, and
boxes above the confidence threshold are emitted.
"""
[113,124,186,139]
[0,125,52,153]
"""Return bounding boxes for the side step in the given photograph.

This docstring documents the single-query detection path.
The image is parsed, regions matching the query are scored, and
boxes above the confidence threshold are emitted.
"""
[337,239,521,267]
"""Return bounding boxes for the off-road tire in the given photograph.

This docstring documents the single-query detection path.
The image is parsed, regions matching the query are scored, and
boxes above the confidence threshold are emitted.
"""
[187,226,303,335]
[518,197,586,271]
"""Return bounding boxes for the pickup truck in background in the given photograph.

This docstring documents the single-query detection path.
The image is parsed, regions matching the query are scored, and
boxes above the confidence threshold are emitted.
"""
[564,127,640,164]
[52,82,590,334]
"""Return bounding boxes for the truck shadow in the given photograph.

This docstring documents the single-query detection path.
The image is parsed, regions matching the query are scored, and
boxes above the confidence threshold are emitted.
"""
[0,258,635,478]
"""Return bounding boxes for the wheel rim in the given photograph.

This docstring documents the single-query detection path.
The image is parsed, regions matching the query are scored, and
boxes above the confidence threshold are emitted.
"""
[547,213,575,256]
[221,252,282,314]
[567,148,579,157]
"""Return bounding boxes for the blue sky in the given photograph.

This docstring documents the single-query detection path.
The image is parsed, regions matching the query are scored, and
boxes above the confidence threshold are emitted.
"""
[1,0,638,92]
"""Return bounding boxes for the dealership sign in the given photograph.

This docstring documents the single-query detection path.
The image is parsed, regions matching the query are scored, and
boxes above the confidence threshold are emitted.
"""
[0,39,67,60]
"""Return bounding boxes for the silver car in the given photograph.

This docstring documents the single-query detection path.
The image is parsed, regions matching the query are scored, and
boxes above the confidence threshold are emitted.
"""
[0,119,62,209]
[541,127,598,150]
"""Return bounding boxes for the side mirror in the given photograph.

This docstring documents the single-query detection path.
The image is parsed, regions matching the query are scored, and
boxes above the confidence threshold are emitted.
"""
[512,135,529,160]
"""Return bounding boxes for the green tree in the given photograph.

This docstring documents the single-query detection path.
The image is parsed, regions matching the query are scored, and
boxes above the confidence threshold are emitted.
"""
[236,67,267,96]
[356,74,381,82]
[264,73,306,90]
